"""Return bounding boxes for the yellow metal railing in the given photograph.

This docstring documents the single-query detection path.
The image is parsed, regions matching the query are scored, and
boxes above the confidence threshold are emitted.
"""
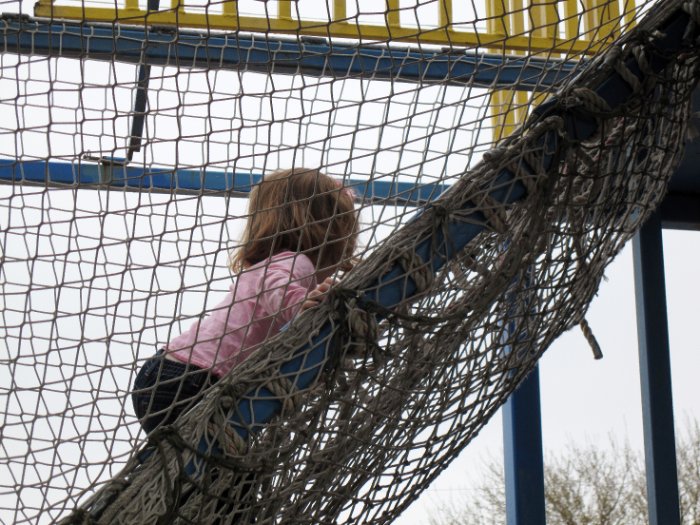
[486,0,631,138]
[34,0,636,54]
[32,0,636,140]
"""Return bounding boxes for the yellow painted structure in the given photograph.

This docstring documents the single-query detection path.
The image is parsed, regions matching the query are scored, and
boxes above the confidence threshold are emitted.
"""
[32,0,636,139]
[35,0,636,54]
[484,0,630,137]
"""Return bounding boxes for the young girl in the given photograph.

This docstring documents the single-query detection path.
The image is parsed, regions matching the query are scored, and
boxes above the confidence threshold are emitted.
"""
[132,167,359,435]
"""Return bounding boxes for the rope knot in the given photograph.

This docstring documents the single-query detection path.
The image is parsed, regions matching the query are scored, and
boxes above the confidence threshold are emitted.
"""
[683,0,700,25]
[561,87,613,116]
[430,202,450,221]
[482,145,508,166]
[218,383,249,411]
[397,250,434,295]
[146,424,181,448]
[341,294,379,345]
[330,287,380,362]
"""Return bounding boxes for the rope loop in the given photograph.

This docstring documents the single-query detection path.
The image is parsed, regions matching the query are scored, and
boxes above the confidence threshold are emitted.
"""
[633,45,654,78]
[561,87,613,116]
[328,287,381,371]
[265,376,302,414]
[513,115,565,196]
[482,144,508,166]
[476,193,509,233]
[683,0,700,26]
[396,250,434,295]
[344,296,380,345]
[147,424,184,450]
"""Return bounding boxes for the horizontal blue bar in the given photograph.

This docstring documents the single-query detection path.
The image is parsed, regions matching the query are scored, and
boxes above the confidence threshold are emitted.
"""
[0,159,447,204]
[0,15,579,89]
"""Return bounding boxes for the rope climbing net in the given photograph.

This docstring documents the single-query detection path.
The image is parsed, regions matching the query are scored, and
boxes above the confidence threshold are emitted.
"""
[1,0,699,522]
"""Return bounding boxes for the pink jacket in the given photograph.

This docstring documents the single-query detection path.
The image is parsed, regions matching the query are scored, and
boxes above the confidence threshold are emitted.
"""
[165,251,317,378]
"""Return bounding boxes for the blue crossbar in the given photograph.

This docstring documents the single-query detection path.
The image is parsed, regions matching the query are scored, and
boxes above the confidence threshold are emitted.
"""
[0,16,578,89]
[0,159,447,204]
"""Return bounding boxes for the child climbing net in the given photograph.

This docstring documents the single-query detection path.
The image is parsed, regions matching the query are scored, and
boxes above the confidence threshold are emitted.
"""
[132,168,359,435]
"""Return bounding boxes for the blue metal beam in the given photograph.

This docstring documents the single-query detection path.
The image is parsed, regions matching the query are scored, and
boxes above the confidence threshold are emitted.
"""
[0,15,578,89]
[0,159,447,204]
[632,212,681,525]
[667,89,700,195]
[659,192,700,231]
[503,366,546,525]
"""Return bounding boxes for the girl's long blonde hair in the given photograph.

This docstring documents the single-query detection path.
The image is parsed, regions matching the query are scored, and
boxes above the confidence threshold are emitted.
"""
[230,168,359,273]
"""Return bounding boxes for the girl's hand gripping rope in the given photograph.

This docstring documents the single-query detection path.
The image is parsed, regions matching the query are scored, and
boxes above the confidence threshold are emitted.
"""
[302,277,335,311]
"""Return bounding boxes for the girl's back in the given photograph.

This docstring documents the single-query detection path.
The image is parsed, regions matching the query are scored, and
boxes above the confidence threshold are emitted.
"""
[165,250,317,378]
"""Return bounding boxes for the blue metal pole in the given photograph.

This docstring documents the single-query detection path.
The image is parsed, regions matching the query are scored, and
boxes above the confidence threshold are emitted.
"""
[0,159,447,204]
[632,212,680,525]
[659,193,700,231]
[503,366,546,525]
[0,16,576,89]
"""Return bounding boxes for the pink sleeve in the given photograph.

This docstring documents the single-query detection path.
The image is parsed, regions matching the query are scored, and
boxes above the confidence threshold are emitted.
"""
[257,254,315,327]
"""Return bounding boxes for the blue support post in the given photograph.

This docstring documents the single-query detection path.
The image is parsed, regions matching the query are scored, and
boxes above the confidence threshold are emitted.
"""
[503,365,546,525]
[632,212,680,525]
[660,193,700,231]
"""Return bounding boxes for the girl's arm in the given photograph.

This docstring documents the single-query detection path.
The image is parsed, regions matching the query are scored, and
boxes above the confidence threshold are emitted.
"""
[257,254,316,326]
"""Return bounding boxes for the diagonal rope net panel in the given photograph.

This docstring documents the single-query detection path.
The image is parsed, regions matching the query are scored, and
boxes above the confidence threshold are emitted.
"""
[1,0,700,522]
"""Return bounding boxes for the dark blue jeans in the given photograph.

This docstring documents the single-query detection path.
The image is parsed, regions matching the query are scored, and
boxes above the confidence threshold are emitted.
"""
[132,352,257,522]
[132,350,216,435]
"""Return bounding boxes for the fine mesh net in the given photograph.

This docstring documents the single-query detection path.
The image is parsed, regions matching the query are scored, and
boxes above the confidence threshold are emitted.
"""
[1,0,699,522]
